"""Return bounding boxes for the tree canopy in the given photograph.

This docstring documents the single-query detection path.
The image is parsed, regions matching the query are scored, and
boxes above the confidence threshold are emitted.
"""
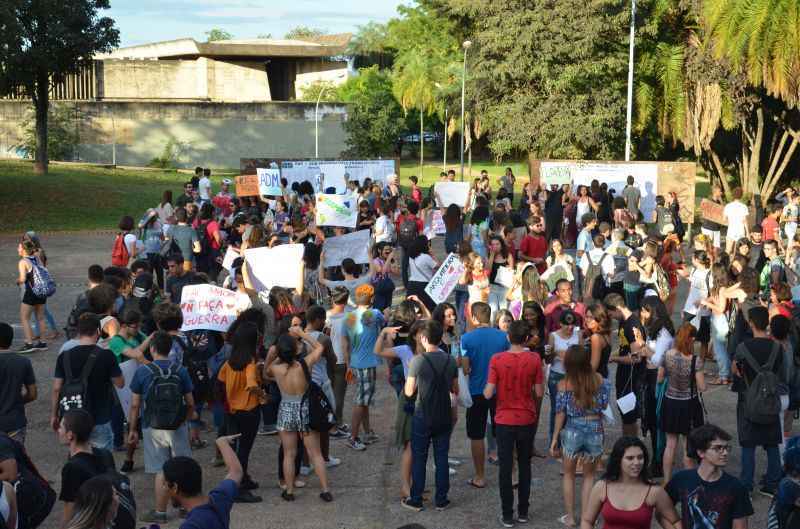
[285,26,327,41]
[204,28,233,42]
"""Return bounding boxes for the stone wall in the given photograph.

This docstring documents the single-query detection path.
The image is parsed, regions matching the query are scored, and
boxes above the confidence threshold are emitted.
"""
[0,100,348,169]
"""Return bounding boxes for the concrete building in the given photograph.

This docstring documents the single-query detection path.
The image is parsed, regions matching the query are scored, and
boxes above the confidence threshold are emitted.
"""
[0,35,352,167]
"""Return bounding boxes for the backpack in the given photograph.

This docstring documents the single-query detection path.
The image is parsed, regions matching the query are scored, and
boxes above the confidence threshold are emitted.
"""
[300,359,336,432]
[143,362,187,430]
[111,233,130,266]
[57,348,98,417]
[421,354,453,436]
[0,432,55,529]
[195,223,211,256]
[27,257,56,298]
[583,253,609,301]
[768,492,800,529]
[738,342,782,424]
[398,218,419,249]
[175,334,213,404]
[64,291,92,339]
[654,264,671,301]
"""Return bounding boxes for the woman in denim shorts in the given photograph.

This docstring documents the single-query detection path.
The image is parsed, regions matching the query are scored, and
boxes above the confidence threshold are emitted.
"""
[550,344,611,528]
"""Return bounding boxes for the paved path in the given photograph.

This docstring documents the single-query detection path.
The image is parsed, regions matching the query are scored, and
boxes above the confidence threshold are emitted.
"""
[0,232,771,528]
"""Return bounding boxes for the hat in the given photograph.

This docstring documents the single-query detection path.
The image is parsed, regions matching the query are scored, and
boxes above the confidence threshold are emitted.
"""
[132,272,154,298]
[222,178,232,185]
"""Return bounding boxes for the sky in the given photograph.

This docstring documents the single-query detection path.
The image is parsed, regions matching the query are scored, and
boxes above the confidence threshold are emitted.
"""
[104,0,406,47]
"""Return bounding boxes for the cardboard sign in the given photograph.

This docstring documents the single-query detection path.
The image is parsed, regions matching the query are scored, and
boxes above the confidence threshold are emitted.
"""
[221,247,241,273]
[236,175,259,197]
[281,159,396,194]
[424,252,466,304]
[323,229,371,267]
[700,198,728,226]
[180,284,239,332]
[244,244,305,292]
[257,167,282,196]
[430,210,446,235]
[434,182,471,208]
[316,193,358,228]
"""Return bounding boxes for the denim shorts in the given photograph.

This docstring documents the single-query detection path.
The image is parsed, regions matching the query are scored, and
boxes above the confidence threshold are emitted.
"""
[560,417,603,460]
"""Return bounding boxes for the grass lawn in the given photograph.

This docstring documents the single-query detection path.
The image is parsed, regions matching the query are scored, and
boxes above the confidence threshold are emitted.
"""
[0,159,530,233]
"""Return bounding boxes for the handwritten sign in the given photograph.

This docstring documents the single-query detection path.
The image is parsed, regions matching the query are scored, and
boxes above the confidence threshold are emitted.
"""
[424,252,465,304]
[257,167,282,196]
[236,175,259,197]
[316,193,358,228]
[221,247,240,273]
[244,244,305,292]
[434,182,471,208]
[323,230,371,267]
[700,198,727,226]
[430,210,446,235]
[180,284,238,332]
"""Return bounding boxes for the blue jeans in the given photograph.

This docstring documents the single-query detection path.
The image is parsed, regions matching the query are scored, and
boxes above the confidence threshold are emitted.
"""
[89,421,114,451]
[548,371,565,444]
[410,414,451,507]
[740,445,781,491]
[110,399,125,449]
[711,314,731,380]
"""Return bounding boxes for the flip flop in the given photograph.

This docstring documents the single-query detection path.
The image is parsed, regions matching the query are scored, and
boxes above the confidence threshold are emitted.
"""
[466,479,486,489]
[558,514,576,527]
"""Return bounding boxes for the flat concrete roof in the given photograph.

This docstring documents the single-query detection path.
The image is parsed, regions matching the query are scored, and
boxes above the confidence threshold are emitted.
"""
[96,34,351,60]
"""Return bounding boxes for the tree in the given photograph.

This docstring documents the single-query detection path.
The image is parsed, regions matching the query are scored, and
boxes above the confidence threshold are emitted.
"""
[205,29,233,41]
[337,66,406,157]
[285,26,327,41]
[348,22,393,69]
[0,0,119,174]
[298,80,339,102]
[257,33,273,39]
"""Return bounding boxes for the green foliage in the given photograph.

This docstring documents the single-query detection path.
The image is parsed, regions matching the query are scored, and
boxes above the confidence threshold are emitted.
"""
[285,26,327,41]
[297,80,339,102]
[147,139,192,169]
[257,33,273,39]
[337,66,406,157]
[205,29,233,41]
[348,22,393,68]
[17,105,79,161]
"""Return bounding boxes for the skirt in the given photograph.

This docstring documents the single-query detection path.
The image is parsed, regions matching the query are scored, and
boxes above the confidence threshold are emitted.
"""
[394,395,414,448]
[660,396,704,435]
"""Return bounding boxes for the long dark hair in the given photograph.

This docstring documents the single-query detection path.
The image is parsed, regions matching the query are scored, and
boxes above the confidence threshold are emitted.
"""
[275,333,299,365]
[471,205,489,226]
[432,302,457,334]
[408,235,431,259]
[640,296,674,339]
[444,204,462,231]
[226,308,267,343]
[161,190,173,207]
[602,436,652,484]
[228,321,259,371]
[489,234,509,259]
[66,475,116,529]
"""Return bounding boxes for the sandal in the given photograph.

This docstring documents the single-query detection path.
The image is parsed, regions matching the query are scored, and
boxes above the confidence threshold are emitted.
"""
[558,514,576,527]
[281,491,295,502]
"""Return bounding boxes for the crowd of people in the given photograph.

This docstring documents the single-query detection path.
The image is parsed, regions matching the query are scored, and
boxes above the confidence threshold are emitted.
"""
[5,164,800,529]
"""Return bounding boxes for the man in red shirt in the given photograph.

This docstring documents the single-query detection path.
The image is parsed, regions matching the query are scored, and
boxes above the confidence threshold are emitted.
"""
[544,279,586,335]
[762,203,783,250]
[518,216,548,273]
[484,320,544,527]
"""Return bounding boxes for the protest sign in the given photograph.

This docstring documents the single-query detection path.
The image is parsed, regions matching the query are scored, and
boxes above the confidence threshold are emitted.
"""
[316,193,358,228]
[495,266,515,288]
[236,175,259,197]
[257,167,282,196]
[434,182,471,208]
[425,253,466,304]
[180,284,238,333]
[221,247,240,273]
[244,244,305,292]
[281,160,396,194]
[700,198,727,226]
[323,230,371,267]
[430,210,446,235]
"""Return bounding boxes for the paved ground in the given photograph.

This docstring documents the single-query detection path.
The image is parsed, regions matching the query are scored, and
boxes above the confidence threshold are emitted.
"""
[0,232,772,528]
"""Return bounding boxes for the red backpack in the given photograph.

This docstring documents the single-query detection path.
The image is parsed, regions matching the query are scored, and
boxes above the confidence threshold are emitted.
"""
[111,233,129,266]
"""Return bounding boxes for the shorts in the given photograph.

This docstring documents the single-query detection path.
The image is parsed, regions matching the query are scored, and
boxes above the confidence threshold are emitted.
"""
[560,417,604,460]
[466,394,496,440]
[143,423,191,473]
[277,397,308,432]
[353,367,377,407]
[89,421,114,451]
[22,287,46,306]
[683,312,711,344]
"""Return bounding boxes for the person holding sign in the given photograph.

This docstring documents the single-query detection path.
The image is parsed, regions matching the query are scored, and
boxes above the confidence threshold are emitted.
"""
[407,236,439,311]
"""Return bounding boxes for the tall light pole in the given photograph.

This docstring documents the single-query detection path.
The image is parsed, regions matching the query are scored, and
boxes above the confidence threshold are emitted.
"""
[443,107,447,172]
[460,40,472,182]
[624,0,636,162]
[315,74,346,158]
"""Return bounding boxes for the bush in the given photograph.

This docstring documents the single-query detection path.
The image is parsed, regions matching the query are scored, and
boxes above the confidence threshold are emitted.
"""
[147,139,191,169]
[17,104,80,161]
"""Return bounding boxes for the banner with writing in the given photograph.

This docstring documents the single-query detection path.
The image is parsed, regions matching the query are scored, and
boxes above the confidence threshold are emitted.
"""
[316,193,358,228]
[236,175,259,197]
[323,229,371,267]
[281,160,396,194]
[700,198,727,226]
[180,284,239,332]
[257,167,282,196]
[244,244,305,292]
[434,182,471,208]
[424,252,465,304]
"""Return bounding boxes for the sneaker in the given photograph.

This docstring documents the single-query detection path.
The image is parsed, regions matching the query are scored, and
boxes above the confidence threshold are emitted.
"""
[319,491,334,502]
[330,429,349,440]
[346,437,366,451]
[448,458,462,466]
[234,490,263,503]
[401,497,423,512]
[299,465,313,476]
[240,478,259,491]
[17,343,37,354]
[516,513,528,524]
[119,460,134,474]
[34,341,48,351]
[500,515,515,528]
[258,425,278,436]
[759,486,776,499]
[363,431,379,444]
[141,510,168,524]
[337,423,351,433]
[435,500,451,511]
[449,467,457,476]
[325,457,342,468]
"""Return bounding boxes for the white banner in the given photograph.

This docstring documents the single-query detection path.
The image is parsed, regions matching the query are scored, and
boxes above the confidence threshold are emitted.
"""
[244,244,305,292]
[180,284,239,332]
[257,167,282,196]
[539,161,659,220]
[434,182,471,208]
[323,229,371,267]
[424,252,466,305]
[316,193,358,228]
[221,247,240,273]
[281,160,396,194]
[115,359,140,416]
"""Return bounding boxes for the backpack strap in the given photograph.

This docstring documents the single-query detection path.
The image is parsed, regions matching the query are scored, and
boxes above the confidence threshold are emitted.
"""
[766,341,780,372]
[63,349,74,383]
[299,358,312,384]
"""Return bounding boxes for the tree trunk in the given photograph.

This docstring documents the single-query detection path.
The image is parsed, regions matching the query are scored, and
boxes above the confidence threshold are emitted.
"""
[33,72,49,174]
[763,128,800,200]
[419,110,424,180]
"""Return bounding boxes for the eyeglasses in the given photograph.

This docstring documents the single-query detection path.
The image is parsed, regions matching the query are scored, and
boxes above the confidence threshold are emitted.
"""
[708,444,731,453]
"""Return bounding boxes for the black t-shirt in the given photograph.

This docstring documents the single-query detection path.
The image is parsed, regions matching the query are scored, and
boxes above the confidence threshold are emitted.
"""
[616,315,644,392]
[749,243,766,271]
[54,345,122,424]
[60,448,115,502]
[545,189,564,218]
[166,272,197,303]
[732,337,784,393]
[0,353,35,432]
[666,469,753,529]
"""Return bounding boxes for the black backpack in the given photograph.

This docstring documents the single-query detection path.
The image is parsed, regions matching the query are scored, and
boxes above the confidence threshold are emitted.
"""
[144,362,188,430]
[300,359,337,432]
[421,354,453,436]
[177,332,216,404]
[64,291,91,339]
[0,433,55,529]
[738,342,782,424]
[398,218,419,248]
[195,223,212,256]
[57,348,98,417]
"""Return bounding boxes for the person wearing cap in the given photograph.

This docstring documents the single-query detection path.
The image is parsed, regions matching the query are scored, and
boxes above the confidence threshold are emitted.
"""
[213,178,235,219]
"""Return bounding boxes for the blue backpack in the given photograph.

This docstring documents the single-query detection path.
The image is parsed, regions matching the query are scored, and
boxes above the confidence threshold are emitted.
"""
[28,257,56,298]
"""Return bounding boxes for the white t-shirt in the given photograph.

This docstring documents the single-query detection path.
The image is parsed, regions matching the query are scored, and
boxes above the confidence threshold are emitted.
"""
[580,248,615,280]
[199,177,211,200]
[123,233,137,258]
[646,328,674,369]
[723,201,749,240]
[682,268,711,316]
[409,254,437,282]
[375,215,395,243]
[326,311,349,364]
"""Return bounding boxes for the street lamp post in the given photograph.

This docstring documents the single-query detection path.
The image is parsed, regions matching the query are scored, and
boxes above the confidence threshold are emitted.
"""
[460,40,471,182]
[624,0,636,162]
[443,107,447,172]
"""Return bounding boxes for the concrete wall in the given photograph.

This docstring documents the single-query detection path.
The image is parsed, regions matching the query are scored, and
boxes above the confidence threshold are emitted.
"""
[0,100,348,168]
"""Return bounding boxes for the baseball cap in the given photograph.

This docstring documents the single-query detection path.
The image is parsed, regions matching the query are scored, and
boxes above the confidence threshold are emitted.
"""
[222,178,232,185]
